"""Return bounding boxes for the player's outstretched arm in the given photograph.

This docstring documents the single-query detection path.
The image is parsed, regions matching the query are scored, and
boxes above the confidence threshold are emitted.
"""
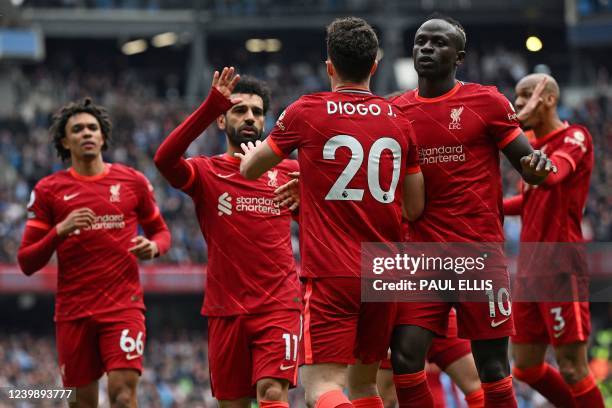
[18,208,95,275]
[154,67,240,189]
[502,136,557,185]
[236,140,282,180]
[402,171,425,221]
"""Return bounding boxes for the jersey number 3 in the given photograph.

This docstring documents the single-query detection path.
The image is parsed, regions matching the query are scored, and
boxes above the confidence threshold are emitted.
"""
[323,135,401,203]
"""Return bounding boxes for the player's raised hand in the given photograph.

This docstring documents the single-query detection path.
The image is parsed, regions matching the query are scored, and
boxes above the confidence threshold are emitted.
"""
[274,172,300,211]
[56,208,96,237]
[517,76,547,125]
[212,66,241,104]
[128,236,159,260]
[520,150,557,179]
[234,140,262,161]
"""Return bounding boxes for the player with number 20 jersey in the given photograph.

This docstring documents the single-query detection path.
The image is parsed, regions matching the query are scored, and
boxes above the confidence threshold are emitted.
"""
[268,87,420,366]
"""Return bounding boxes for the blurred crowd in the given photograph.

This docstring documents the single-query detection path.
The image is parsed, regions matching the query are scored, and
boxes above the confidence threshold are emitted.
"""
[0,52,611,264]
[0,331,305,408]
[1,323,609,407]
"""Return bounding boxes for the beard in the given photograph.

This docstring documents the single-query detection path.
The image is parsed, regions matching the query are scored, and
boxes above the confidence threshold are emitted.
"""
[226,124,263,146]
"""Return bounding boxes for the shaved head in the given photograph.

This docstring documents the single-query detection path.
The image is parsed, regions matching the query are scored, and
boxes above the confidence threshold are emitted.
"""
[516,73,560,100]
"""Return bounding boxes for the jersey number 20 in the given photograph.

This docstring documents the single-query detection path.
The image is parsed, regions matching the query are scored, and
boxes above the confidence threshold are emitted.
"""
[323,135,401,203]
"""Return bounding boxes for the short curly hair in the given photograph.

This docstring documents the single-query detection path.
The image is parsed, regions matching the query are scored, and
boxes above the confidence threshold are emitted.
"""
[50,98,112,161]
[326,17,379,83]
[232,76,271,114]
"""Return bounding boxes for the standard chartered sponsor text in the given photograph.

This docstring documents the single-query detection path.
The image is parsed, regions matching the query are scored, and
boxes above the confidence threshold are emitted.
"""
[84,214,125,230]
[419,145,465,164]
[236,196,280,215]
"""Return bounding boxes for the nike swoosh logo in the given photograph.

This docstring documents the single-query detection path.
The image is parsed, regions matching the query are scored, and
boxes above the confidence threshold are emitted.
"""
[217,173,235,179]
[63,193,80,201]
[126,354,141,360]
[553,331,564,338]
[279,364,295,371]
[491,318,510,328]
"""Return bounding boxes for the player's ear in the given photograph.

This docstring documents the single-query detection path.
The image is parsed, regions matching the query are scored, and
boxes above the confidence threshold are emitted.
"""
[217,114,226,130]
[61,136,70,150]
[370,60,378,76]
[544,93,557,108]
[455,50,466,67]
[326,60,334,78]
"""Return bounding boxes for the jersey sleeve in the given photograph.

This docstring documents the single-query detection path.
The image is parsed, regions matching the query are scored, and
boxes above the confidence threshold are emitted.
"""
[406,133,421,174]
[397,113,421,174]
[25,182,54,231]
[134,171,162,224]
[551,127,591,172]
[267,99,306,158]
[180,157,208,197]
[484,88,522,149]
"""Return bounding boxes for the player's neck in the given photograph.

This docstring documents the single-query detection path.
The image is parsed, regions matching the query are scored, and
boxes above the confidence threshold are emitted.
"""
[417,76,457,98]
[70,155,106,176]
[533,115,565,139]
[331,77,370,92]
[226,141,241,158]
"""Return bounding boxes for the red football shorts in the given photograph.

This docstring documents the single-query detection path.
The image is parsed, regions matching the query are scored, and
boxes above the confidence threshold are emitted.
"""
[380,310,471,371]
[395,269,515,339]
[302,277,395,365]
[512,301,591,346]
[55,308,146,387]
[207,309,300,400]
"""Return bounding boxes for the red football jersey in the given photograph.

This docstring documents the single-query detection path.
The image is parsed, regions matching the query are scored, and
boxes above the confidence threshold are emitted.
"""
[391,82,522,243]
[182,154,301,316]
[520,124,593,242]
[268,88,420,278]
[26,163,161,321]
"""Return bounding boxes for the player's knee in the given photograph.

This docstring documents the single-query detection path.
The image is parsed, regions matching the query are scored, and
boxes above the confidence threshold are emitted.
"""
[391,339,428,373]
[348,382,378,400]
[476,358,510,383]
[391,349,425,373]
[108,379,137,408]
[558,359,589,385]
[257,378,287,402]
[304,390,318,408]
[109,386,135,408]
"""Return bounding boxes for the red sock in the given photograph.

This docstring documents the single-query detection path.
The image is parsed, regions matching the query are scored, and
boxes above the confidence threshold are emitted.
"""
[426,371,446,407]
[481,376,517,408]
[259,401,289,408]
[393,371,434,408]
[315,390,353,408]
[464,389,485,408]
[513,364,576,407]
[569,373,605,408]
[351,396,384,408]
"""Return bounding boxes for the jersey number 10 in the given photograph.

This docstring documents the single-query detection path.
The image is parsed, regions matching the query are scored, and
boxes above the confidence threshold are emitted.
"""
[323,135,402,203]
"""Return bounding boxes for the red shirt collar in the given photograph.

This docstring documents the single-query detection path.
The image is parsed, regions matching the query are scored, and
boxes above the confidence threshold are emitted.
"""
[532,122,570,149]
